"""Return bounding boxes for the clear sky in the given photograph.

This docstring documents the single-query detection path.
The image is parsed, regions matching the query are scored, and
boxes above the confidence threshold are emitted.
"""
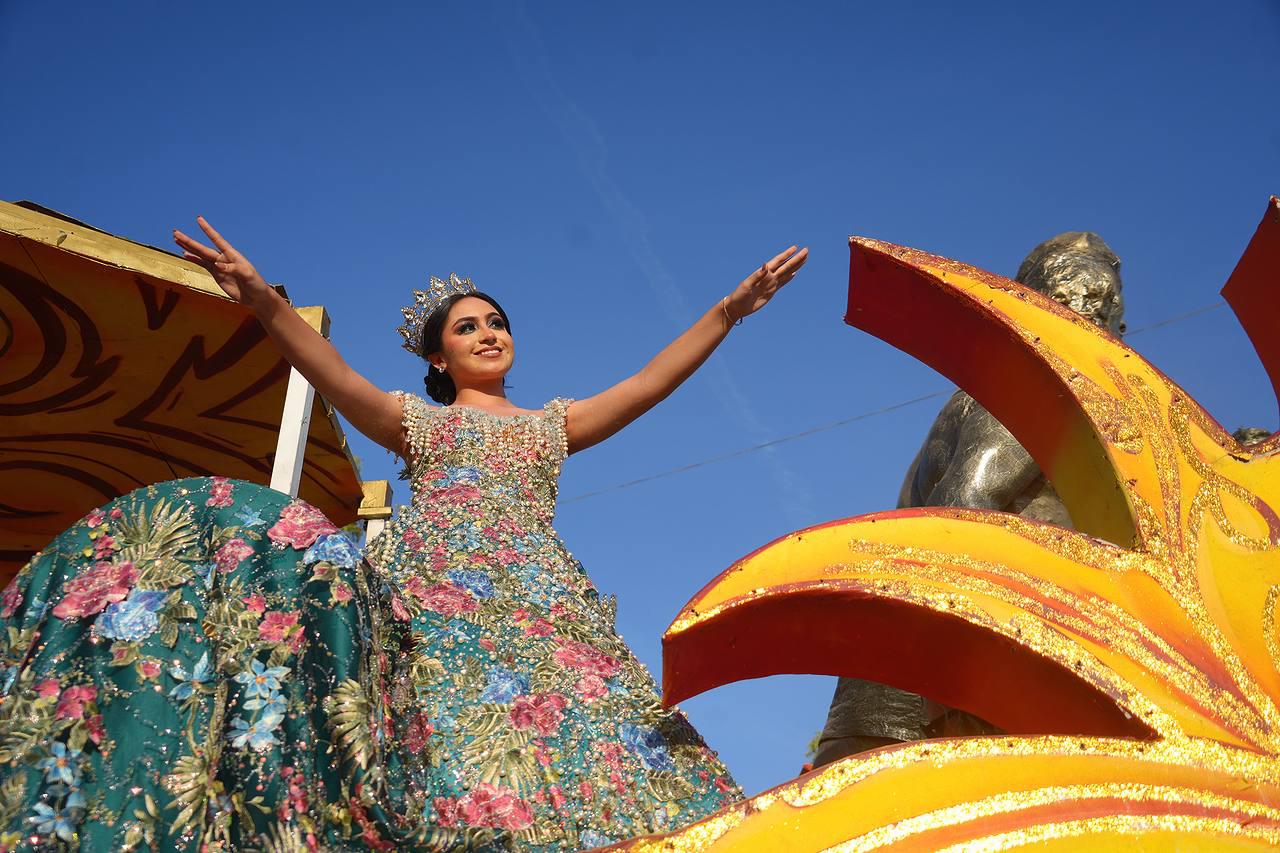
[3,0,1277,796]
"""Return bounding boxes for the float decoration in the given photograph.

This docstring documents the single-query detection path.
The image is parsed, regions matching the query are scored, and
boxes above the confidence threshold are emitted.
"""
[614,198,1280,849]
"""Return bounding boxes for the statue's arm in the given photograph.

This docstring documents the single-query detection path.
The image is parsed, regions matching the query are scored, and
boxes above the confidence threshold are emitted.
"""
[924,405,1041,510]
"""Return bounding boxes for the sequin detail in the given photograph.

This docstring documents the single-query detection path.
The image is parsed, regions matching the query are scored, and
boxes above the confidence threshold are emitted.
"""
[371,392,740,849]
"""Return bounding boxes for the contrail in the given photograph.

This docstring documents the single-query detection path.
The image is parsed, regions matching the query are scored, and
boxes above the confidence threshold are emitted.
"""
[498,0,814,520]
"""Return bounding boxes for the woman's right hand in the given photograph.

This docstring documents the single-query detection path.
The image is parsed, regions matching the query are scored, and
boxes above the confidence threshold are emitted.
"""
[173,217,273,307]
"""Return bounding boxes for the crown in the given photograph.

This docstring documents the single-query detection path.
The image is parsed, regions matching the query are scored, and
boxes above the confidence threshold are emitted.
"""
[397,273,477,356]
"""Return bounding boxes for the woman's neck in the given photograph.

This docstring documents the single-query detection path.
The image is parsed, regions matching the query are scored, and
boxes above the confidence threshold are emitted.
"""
[452,386,511,410]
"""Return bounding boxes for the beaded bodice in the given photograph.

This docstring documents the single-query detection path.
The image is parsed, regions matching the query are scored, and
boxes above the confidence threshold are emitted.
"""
[397,392,572,526]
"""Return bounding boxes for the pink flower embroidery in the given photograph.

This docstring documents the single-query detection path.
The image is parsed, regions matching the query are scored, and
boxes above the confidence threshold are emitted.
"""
[55,684,97,719]
[553,640,620,678]
[598,742,625,767]
[267,502,337,550]
[0,585,22,618]
[454,783,534,831]
[522,618,554,638]
[92,534,116,560]
[332,581,353,603]
[390,596,410,621]
[53,561,139,620]
[84,508,106,528]
[206,477,234,508]
[434,797,461,828]
[548,785,566,811]
[549,602,577,621]
[401,528,425,552]
[575,674,608,702]
[137,660,162,680]
[259,610,300,644]
[432,483,482,506]
[242,593,266,614]
[279,766,311,823]
[109,507,123,520]
[404,712,434,753]
[508,693,566,736]
[404,580,476,617]
[86,713,105,744]
[214,538,254,574]
[36,678,61,699]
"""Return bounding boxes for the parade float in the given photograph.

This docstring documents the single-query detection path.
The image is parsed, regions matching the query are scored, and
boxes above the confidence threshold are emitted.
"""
[611,197,1280,850]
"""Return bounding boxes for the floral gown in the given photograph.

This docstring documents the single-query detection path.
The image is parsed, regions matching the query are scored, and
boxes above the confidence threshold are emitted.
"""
[0,395,739,851]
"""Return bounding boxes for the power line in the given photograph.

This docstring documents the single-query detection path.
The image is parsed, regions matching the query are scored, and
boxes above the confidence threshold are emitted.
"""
[562,300,1233,503]
[562,392,948,503]
[1124,301,1226,337]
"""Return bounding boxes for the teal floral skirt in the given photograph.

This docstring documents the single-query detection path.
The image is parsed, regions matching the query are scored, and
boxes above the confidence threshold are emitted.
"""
[0,479,737,851]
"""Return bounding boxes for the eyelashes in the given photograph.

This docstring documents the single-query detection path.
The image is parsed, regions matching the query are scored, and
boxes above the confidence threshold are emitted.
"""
[453,317,507,335]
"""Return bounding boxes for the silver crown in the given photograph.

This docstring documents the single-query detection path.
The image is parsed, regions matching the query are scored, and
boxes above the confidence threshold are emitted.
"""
[397,273,477,356]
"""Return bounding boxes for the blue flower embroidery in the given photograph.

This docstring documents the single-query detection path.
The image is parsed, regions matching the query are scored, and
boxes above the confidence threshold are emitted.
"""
[38,742,83,786]
[193,561,216,590]
[95,589,168,642]
[446,569,495,599]
[619,724,676,772]
[479,667,528,703]
[303,532,360,569]
[229,715,278,751]
[28,802,79,842]
[235,659,290,699]
[235,504,265,527]
[243,691,287,720]
[49,784,85,813]
[169,651,212,700]
[445,465,481,484]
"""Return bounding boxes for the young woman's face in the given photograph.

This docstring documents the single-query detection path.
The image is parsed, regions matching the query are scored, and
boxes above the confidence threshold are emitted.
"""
[432,296,514,384]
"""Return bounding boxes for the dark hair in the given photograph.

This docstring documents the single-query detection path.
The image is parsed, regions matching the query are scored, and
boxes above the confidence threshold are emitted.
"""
[421,291,512,405]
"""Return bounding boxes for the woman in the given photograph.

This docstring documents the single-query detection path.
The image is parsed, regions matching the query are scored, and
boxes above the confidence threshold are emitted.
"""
[0,218,806,851]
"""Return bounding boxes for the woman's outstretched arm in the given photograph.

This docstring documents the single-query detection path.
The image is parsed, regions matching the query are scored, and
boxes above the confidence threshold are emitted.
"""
[565,245,808,454]
[173,217,407,455]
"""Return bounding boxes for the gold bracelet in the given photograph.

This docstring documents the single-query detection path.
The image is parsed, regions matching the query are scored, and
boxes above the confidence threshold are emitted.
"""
[721,296,743,328]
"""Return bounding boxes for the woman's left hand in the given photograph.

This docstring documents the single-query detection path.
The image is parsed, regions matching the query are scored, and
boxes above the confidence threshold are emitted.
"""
[724,245,809,323]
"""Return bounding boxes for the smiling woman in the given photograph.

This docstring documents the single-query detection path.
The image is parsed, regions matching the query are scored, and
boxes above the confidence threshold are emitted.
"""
[415,287,521,408]
[7,214,805,849]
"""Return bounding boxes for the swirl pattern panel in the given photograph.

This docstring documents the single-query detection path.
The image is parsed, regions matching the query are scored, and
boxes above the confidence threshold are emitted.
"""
[0,201,363,584]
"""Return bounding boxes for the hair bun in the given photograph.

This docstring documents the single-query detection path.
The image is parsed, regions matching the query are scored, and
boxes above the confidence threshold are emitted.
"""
[424,366,456,405]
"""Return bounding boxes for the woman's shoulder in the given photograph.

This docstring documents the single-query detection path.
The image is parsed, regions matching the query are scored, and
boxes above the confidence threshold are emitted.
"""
[393,390,438,421]
[541,397,574,415]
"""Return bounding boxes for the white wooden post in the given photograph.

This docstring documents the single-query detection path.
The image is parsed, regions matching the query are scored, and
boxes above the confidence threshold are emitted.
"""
[269,366,316,496]
[269,306,328,497]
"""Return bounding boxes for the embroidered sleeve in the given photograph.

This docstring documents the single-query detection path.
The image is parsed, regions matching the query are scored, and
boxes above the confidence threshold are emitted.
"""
[392,391,434,467]
[542,397,575,464]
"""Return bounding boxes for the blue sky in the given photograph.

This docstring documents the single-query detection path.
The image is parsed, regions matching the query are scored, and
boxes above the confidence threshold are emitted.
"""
[3,0,1277,796]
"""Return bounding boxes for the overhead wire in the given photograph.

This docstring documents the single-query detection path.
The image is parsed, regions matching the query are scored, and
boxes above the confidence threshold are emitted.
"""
[561,299,1238,504]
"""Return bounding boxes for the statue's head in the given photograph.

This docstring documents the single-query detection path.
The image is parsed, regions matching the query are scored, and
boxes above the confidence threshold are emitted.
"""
[1016,232,1125,335]
[1233,426,1271,446]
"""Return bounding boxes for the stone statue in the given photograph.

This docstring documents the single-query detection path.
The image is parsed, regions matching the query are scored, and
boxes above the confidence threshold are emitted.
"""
[812,232,1126,767]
